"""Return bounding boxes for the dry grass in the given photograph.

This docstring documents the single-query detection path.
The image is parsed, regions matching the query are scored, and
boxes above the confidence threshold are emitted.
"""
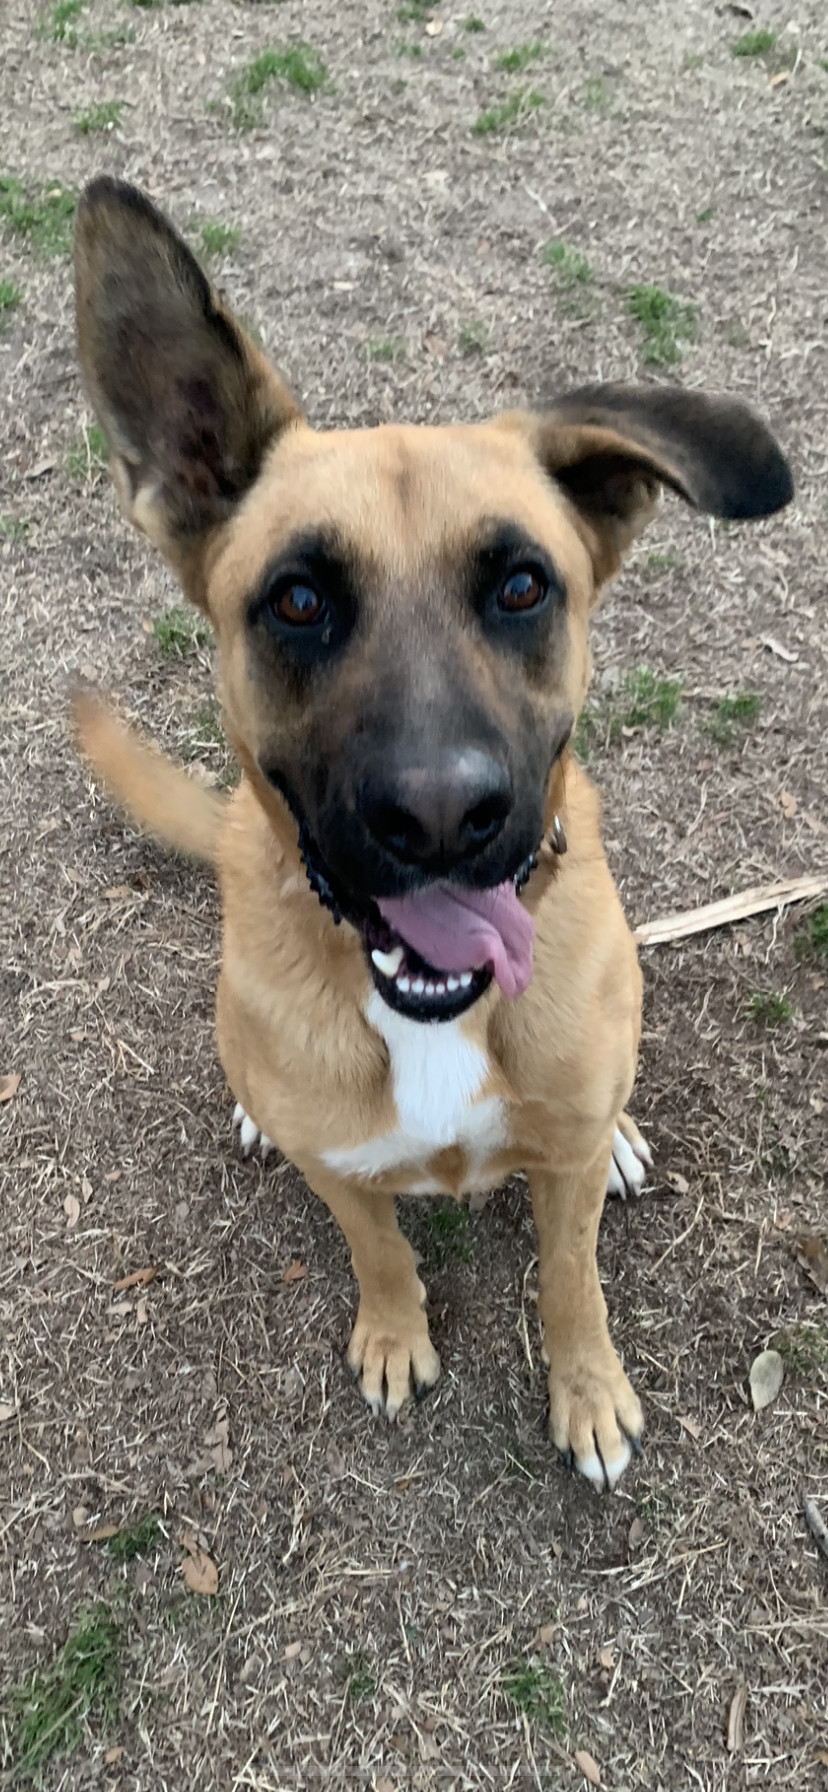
[1,0,827,1787]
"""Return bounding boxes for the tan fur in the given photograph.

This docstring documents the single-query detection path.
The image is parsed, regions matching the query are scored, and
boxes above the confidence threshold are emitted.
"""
[71,180,792,1486]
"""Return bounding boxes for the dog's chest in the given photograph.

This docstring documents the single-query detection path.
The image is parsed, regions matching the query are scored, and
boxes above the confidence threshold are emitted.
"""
[322,991,509,1194]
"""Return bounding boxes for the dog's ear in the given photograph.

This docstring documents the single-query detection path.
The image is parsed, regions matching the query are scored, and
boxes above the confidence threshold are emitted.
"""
[511,384,793,587]
[75,178,303,604]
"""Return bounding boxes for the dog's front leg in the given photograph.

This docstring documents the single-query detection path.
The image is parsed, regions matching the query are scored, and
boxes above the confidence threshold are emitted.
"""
[529,1138,643,1491]
[310,1174,441,1421]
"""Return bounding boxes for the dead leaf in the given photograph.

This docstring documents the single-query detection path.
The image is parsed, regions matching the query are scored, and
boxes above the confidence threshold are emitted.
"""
[81,1176,93,1203]
[749,1348,784,1412]
[64,1194,81,1229]
[104,1746,124,1765]
[677,1414,702,1440]
[104,1169,122,1183]
[813,1749,828,1768]
[0,1402,17,1423]
[25,457,56,479]
[69,1030,86,1044]
[376,1780,396,1792]
[666,1171,690,1196]
[768,69,790,89]
[726,1684,748,1752]
[423,331,448,358]
[181,1545,219,1596]
[88,1523,119,1543]
[72,1505,89,1528]
[104,884,134,900]
[283,1640,302,1660]
[796,1235,828,1294]
[628,1517,644,1550]
[574,1747,601,1786]
[327,1441,346,1477]
[536,1623,558,1647]
[779,789,798,818]
[598,1646,616,1671]
[135,1298,149,1326]
[425,17,444,33]
[204,1414,232,1473]
[108,1300,133,1319]
[0,1073,21,1104]
[113,1267,155,1294]
[282,1259,308,1284]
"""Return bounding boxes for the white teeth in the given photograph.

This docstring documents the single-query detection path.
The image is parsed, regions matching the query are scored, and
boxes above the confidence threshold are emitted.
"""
[424,981,436,996]
[434,982,446,996]
[459,972,473,988]
[446,976,459,992]
[411,978,425,995]
[371,945,404,977]
[397,975,411,993]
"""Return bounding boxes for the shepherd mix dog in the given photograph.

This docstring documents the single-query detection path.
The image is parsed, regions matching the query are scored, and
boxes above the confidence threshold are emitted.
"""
[73,179,792,1489]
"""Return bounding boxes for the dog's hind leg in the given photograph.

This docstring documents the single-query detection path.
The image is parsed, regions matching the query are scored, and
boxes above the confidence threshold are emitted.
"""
[308,1172,441,1423]
[607,1111,652,1200]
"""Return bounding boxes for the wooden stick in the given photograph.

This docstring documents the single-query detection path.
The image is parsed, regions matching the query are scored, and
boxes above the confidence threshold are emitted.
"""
[635,874,828,947]
[803,1495,828,1567]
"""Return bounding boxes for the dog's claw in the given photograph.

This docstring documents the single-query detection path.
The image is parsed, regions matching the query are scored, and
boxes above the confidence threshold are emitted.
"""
[232,1104,274,1160]
[607,1117,652,1201]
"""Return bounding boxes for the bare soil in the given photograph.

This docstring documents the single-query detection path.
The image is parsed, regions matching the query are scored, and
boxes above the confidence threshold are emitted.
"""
[1,2,827,1788]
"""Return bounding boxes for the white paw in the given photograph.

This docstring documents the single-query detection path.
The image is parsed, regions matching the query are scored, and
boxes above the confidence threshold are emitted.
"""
[607,1123,652,1201]
[232,1102,274,1159]
[576,1440,633,1492]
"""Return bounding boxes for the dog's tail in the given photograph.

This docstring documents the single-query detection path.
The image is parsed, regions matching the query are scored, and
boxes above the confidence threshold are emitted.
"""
[73,689,225,865]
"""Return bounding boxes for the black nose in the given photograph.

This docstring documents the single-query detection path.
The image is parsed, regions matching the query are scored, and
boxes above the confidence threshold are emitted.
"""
[360,749,513,869]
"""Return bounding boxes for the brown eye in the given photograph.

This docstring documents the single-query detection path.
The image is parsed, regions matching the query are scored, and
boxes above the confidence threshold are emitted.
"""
[498,566,548,613]
[274,582,325,627]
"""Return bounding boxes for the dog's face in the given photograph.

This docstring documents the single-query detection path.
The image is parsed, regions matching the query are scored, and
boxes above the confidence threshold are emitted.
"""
[75,180,792,1021]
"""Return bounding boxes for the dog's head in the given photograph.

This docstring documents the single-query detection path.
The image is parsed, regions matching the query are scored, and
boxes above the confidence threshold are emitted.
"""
[75,179,792,1022]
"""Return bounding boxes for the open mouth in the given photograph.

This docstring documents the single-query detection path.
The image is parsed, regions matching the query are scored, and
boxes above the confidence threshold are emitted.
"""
[298,821,540,1024]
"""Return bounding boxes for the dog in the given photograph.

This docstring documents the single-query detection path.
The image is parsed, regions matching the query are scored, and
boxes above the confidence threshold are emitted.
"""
[72,178,792,1490]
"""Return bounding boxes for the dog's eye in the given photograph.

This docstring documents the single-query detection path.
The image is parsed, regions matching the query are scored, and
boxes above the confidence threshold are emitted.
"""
[498,567,548,614]
[273,582,326,627]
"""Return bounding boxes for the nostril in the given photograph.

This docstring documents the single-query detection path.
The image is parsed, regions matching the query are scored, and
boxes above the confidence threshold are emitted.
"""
[464,791,510,847]
[366,798,427,859]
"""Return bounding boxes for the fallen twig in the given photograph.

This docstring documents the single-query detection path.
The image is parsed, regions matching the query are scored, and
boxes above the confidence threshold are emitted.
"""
[636,874,828,947]
[803,1495,828,1567]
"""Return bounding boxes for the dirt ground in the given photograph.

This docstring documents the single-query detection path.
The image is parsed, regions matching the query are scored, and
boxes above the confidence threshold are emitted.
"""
[1,1,827,1787]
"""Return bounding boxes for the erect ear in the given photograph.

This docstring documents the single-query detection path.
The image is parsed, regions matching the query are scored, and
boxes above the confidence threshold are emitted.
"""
[509,383,793,588]
[74,178,303,605]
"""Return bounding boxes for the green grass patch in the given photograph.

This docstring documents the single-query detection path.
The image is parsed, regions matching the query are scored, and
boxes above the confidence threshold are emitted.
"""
[36,1,83,45]
[339,1648,376,1703]
[365,335,405,362]
[626,283,699,366]
[396,41,422,58]
[573,704,599,763]
[473,89,544,134]
[494,42,546,73]
[105,1513,163,1562]
[0,278,22,315]
[697,205,715,223]
[644,549,681,578]
[199,220,241,258]
[0,515,29,542]
[708,690,761,745]
[745,989,793,1028]
[0,176,76,256]
[620,667,682,730]
[773,1323,828,1378]
[229,44,327,127]
[153,606,212,659]
[502,1659,566,1734]
[66,422,108,480]
[396,1,431,19]
[543,239,592,287]
[583,74,610,111]
[458,318,489,355]
[425,1200,472,1268]
[795,903,828,963]
[8,1606,121,1778]
[73,99,122,134]
[464,15,486,30]
[731,29,776,58]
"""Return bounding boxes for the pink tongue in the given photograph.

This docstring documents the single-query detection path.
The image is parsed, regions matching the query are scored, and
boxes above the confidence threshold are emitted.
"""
[377,881,535,1000]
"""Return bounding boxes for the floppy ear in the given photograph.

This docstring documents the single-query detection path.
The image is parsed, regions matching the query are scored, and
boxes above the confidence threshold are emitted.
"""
[74,177,303,606]
[513,383,793,587]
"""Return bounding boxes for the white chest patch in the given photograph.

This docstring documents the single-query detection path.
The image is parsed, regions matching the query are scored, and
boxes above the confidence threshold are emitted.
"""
[322,990,508,1191]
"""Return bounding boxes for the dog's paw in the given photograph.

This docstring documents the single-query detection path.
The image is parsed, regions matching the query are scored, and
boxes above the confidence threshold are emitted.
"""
[607,1113,653,1200]
[544,1341,643,1492]
[232,1102,274,1159]
[347,1282,441,1421]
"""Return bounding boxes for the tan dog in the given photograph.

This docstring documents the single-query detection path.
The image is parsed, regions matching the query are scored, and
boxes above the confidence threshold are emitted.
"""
[72,179,792,1490]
